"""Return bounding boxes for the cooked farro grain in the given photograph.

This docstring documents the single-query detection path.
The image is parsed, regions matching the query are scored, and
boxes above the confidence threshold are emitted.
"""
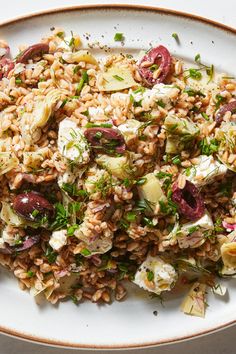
[0,30,235,318]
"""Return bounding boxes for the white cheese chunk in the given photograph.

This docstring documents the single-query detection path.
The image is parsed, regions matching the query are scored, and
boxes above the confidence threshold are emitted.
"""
[58,118,90,164]
[118,119,142,142]
[186,155,227,186]
[133,255,177,295]
[132,83,179,111]
[178,212,214,248]
[49,229,67,251]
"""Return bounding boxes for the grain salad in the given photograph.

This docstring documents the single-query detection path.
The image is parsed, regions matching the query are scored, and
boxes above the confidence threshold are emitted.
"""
[0,28,235,317]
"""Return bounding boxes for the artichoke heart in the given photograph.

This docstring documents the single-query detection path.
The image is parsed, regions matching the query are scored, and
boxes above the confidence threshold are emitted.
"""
[97,65,137,92]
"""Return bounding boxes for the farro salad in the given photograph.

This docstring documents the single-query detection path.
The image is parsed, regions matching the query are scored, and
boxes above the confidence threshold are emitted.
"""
[0,28,236,317]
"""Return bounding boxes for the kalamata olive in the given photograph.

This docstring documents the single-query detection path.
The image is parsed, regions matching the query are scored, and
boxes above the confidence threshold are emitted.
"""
[138,45,172,86]
[84,127,126,154]
[16,43,49,64]
[0,57,14,79]
[13,191,54,222]
[172,180,205,220]
[215,100,236,126]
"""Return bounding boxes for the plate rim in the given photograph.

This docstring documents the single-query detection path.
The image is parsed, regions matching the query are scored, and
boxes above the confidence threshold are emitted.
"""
[0,3,235,349]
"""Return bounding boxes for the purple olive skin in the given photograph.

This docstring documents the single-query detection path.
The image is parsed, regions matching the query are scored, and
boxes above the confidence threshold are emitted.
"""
[215,100,236,127]
[172,180,205,221]
[16,43,49,64]
[138,45,172,87]
[84,127,126,154]
[0,234,40,255]
[13,191,54,222]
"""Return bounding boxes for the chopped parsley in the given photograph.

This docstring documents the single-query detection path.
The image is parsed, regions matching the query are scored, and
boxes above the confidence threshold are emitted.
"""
[201,112,210,121]
[80,248,91,256]
[114,32,124,41]
[172,155,181,165]
[215,94,227,111]
[15,77,22,85]
[136,177,147,186]
[27,270,35,277]
[67,224,79,236]
[183,87,205,97]
[156,99,166,108]
[45,246,57,264]
[85,122,113,128]
[50,203,69,230]
[62,183,88,198]
[172,33,179,41]
[125,211,137,222]
[199,138,219,155]
[147,270,154,281]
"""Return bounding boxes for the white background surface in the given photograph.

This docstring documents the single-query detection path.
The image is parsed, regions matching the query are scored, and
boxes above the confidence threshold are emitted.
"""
[0,0,235,353]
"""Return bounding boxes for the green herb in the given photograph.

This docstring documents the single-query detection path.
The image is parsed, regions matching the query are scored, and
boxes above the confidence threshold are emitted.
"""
[129,94,134,104]
[133,99,143,107]
[149,64,159,72]
[201,112,210,121]
[62,183,88,198]
[126,211,137,222]
[119,218,129,229]
[113,75,124,81]
[56,32,65,39]
[195,53,201,63]
[156,171,172,179]
[219,180,232,197]
[159,199,177,215]
[122,178,132,188]
[188,226,199,234]
[15,77,22,85]
[183,87,205,97]
[80,248,91,256]
[194,53,214,81]
[60,98,68,108]
[143,217,155,227]
[114,32,124,41]
[50,203,69,230]
[185,166,192,177]
[67,224,79,236]
[70,295,78,305]
[85,122,113,128]
[45,246,57,264]
[38,77,46,82]
[31,209,40,218]
[136,177,147,185]
[133,87,145,94]
[136,199,154,212]
[172,155,181,165]
[68,201,82,214]
[27,270,35,278]
[199,138,219,155]
[147,270,154,281]
[73,65,81,74]
[82,109,89,117]
[215,94,227,111]
[187,68,202,81]
[222,76,235,79]
[76,70,89,95]
[206,64,214,82]
[172,33,179,41]
[214,217,224,232]
[95,131,103,139]
[156,99,166,108]
[69,31,75,48]
[156,171,173,191]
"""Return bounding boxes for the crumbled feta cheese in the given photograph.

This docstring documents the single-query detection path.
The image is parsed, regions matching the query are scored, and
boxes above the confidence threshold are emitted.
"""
[2,228,19,246]
[49,229,67,251]
[58,118,90,164]
[186,155,227,186]
[118,119,142,142]
[88,107,107,121]
[133,255,177,295]
[212,283,227,296]
[132,84,179,111]
[178,212,214,248]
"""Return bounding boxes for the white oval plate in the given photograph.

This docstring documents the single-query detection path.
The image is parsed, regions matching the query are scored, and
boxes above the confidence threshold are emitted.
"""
[0,5,236,349]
